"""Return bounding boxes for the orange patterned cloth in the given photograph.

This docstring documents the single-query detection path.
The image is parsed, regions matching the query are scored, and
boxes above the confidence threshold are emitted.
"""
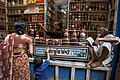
[12,54,30,80]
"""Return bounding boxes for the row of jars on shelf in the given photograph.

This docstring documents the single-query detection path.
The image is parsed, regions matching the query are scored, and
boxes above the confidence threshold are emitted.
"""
[8,15,54,23]
[7,23,51,31]
[8,14,44,22]
[7,0,44,6]
[69,12,107,21]
[31,30,83,45]
[7,23,40,30]
[70,2,108,11]
[33,29,97,45]
[7,0,55,8]
[6,20,107,31]
[69,22,102,30]
[8,6,44,15]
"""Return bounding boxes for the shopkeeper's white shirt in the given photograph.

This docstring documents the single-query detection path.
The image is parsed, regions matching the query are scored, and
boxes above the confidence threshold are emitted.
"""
[86,34,120,66]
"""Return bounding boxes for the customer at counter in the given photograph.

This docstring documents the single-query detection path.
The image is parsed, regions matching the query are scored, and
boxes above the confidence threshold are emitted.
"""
[1,20,33,80]
[38,21,64,38]
[34,47,50,80]
[86,27,120,68]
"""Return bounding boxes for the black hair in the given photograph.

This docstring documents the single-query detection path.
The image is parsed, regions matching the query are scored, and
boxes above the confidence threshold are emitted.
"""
[14,20,26,35]
[58,20,63,30]
[34,57,43,67]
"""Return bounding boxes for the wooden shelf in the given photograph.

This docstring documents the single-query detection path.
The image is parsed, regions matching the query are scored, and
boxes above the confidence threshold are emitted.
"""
[70,10,109,13]
[7,3,44,8]
[24,12,44,15]
[68,30,97,32]
[69,20,108,23]
[70,0,108,3]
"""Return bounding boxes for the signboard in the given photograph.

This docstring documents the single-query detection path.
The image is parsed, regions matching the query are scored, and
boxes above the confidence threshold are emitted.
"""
[34,46,89,61]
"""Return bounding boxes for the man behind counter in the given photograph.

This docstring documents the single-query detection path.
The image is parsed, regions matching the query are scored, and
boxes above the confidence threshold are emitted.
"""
[38,21,64,38]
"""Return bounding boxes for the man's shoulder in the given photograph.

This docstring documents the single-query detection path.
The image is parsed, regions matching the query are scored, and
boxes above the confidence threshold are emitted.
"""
[105,34,114,38]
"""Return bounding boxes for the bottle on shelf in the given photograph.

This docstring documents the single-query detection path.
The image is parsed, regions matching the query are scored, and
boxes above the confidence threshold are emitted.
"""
[101,15,106,21]
[35,32,40,41]
[70,29,78,45]
[23,0,27,5]
[79,29,86,41]
[30,29,35,38]
[62,29,70,45]
[11,0,15,6]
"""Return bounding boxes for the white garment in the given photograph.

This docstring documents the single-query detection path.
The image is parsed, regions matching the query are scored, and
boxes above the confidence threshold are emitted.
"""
[86,34,119,66]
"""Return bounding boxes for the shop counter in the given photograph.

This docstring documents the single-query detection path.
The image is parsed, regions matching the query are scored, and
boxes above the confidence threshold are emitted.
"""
[30,45,112,80]
[29,58,111,80]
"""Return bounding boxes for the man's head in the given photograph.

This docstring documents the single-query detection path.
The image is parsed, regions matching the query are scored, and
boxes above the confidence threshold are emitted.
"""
[98,27,108,37]
[53,21,62,30]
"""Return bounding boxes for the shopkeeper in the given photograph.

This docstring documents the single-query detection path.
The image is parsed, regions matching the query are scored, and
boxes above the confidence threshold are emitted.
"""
[38,21,64,38]
[86,27,120,68]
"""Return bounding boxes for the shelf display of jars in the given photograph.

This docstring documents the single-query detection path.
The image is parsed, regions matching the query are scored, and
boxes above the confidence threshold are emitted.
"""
[68,0,109,39]
[6,0,56,38]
